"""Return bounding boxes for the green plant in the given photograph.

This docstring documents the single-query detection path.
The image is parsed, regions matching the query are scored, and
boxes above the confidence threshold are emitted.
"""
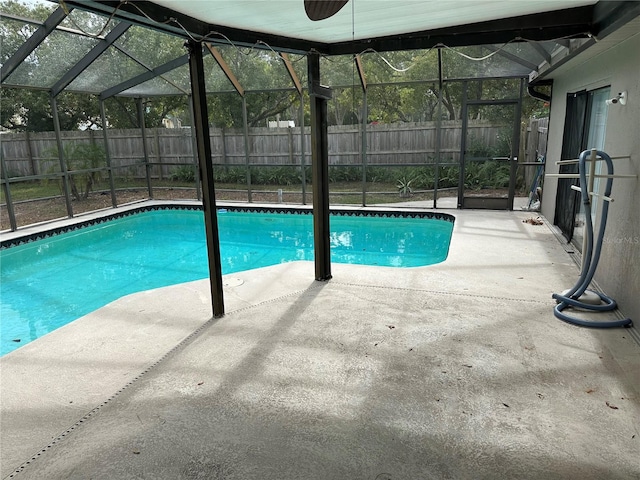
[214,166,247,184]
[365,166,387,183]
[397,176,413,197]
[251,166,300,186]
[328,166,361,183]
[466,133,496,159]
[464,162,482,190]
[45,142,106,201]
[170,165,196,182]
[413,166,435,189]
[438,165,459,188]
[462,160,512,190]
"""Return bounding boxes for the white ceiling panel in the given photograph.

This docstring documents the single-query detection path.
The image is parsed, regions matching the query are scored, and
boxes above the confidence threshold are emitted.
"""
[150,0,597,44]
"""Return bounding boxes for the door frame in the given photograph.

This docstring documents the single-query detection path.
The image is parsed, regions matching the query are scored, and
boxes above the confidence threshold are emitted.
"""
[457,79,524,210]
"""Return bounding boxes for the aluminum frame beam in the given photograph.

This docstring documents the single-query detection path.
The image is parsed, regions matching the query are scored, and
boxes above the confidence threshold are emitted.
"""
[206,44,245,97]
[1,7,71,83]
[187,40,225,317]
[99,100,118,207]
[529,42,552,65]
[50,96,74,218]
[100,54,189,100]
[50,21,131,98]
[308,52,332,281]
[136,97,153,198]
[279,53,302,95]
[482,45,539,72]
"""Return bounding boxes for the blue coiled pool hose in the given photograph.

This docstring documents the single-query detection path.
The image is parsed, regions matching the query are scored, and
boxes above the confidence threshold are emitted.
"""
[552,150,633,328]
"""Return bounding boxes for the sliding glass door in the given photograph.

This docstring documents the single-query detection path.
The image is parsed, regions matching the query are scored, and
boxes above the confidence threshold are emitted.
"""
[554,86,610,251]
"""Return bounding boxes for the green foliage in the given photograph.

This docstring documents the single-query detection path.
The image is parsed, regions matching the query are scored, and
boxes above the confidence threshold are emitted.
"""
[0,1,190,131]
[438,166,460,188]
[0,0,550,134]
[466,134,495,158]
[251,166,300,186]
[463,160,511,190]
[396,177,413,197]
[213,166,310,186]
[365,166,387,183]
[213,166,248,184]
[170,165,196,182]
[205,47,302,128]
[232,162,507,193]
[106,96,189,129]
[328,166,361,183]
[45,142,106,200]
[365,165,460,190]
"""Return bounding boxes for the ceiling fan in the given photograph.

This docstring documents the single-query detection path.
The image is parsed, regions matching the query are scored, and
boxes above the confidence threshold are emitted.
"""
[304,0,350,21]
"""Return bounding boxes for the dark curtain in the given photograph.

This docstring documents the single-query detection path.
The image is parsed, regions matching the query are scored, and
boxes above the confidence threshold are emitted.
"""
[554,91,588,241]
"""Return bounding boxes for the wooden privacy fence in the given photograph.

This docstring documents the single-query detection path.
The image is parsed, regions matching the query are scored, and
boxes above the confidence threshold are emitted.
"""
[522,117,549,188]
[524,117,549,162]
[1,120,510,179]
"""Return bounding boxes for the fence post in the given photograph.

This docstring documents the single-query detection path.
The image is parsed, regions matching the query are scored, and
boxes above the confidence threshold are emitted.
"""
[287,126,294,165]
[25,130,37,176]
[220,126,228,169]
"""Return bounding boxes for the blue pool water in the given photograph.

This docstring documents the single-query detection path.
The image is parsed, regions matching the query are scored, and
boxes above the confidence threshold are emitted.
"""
[0,209,453,355]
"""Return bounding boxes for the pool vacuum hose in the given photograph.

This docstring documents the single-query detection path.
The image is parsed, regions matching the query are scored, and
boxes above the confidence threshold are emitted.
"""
[552,150,633,328]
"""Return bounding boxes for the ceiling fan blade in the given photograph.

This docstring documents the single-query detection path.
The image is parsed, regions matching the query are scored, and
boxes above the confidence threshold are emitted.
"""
[304,0,350,21]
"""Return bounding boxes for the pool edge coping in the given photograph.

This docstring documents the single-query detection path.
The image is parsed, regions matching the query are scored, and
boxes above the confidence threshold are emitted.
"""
[0,201,455,250]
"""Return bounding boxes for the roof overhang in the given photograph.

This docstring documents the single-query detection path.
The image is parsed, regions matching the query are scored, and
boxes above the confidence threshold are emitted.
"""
[530,14,640,84]
[529,2,640,83]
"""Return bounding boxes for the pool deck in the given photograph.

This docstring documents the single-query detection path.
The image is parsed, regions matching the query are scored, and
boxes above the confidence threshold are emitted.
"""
[1,202,639,479]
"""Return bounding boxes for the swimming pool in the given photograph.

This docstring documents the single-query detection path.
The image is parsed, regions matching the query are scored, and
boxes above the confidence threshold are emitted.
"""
[0,207,454,355]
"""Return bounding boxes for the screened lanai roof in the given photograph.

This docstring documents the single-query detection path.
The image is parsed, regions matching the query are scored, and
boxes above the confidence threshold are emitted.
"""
[1,0,639,99]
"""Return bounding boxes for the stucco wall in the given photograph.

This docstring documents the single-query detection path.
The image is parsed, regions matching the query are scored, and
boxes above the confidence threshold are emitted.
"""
[541,32,640,322]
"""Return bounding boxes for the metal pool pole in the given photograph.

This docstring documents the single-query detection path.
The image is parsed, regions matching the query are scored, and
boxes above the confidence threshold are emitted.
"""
[187,40,225,317]
[308,52,332,281]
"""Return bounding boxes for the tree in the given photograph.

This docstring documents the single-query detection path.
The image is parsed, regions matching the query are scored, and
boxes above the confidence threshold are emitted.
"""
[203,47,301,128]
[0,1,191,131]
[44,142,106,201]
[0,0,548,133]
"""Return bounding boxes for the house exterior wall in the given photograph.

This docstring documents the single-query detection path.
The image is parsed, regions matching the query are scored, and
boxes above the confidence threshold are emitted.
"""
[541,33,640,323]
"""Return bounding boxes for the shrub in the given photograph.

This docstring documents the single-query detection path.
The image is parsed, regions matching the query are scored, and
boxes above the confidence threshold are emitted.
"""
[397,176,413,197]
[170,165,196,182]
[329,166,361,183]
[214,166,247,184]
[45,142,106,201]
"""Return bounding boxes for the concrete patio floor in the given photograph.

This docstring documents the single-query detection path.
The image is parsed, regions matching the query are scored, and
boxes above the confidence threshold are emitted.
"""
[1,207,639,479]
